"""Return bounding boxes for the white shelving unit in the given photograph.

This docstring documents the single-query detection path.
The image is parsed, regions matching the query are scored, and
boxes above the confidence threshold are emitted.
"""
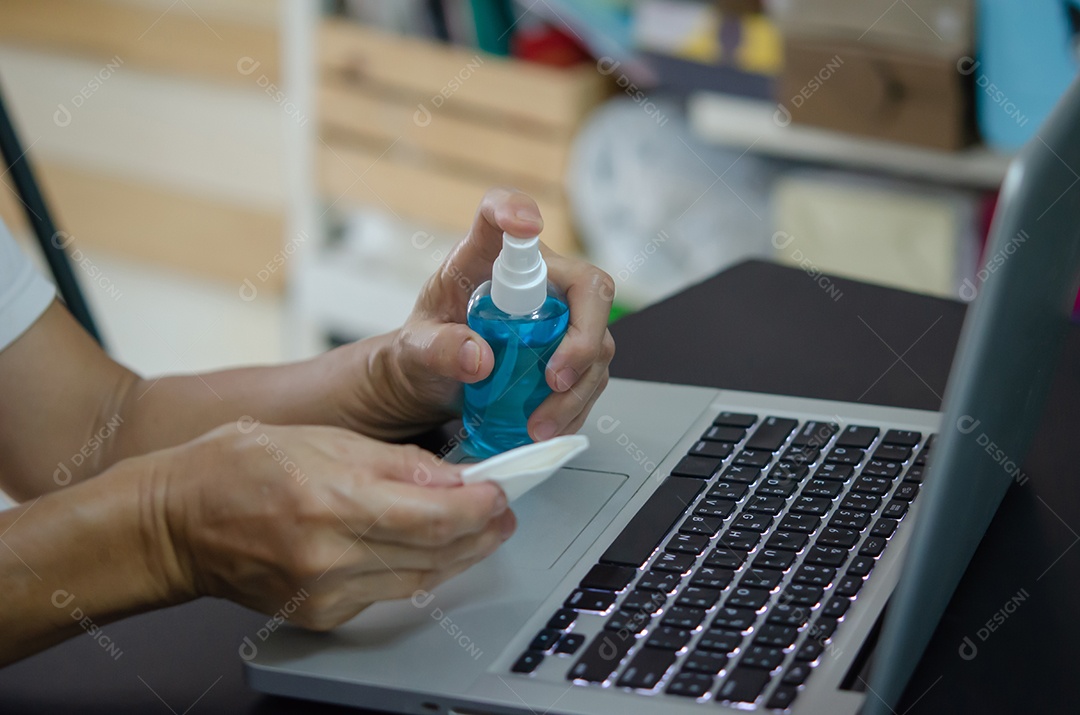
[689,91,1014,189]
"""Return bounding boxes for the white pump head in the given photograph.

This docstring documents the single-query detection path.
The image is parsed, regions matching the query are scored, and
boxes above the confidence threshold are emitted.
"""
[490,232,547,315]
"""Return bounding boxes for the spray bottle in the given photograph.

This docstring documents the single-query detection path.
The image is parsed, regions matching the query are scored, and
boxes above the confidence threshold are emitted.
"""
[463,233,569,456]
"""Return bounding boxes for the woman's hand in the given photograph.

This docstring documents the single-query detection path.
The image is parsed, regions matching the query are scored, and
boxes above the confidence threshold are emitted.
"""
[157,420,514,630]
[344,188,616,441]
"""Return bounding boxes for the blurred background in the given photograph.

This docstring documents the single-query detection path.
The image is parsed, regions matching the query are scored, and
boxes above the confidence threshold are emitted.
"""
[0,0,1075,376]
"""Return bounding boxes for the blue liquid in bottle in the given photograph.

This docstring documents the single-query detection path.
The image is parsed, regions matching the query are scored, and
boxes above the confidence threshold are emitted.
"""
[463,281,569,457]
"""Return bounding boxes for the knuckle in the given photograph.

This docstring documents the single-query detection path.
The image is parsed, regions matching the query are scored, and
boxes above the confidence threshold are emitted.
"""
[601,333,616,362]
[423,506,458,546]
[594,269,616,300]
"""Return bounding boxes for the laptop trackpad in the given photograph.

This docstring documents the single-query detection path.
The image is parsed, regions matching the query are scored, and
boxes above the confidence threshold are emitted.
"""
[504,466,627,570]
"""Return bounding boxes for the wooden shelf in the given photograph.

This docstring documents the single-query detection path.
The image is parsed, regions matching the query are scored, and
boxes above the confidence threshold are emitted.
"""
[688,91,1013,189]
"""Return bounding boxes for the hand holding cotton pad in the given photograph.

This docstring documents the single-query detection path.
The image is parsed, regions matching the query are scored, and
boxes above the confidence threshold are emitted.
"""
[461,435,589,501]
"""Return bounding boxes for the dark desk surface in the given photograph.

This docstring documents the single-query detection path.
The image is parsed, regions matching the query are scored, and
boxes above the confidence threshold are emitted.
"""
[2,260,1076,714]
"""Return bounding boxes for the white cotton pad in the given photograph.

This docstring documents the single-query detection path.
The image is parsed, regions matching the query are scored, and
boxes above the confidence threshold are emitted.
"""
[461,435,590,501]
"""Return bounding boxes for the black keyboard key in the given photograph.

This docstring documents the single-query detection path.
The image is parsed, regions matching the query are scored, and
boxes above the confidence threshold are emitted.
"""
[852,475,892,496]
[792,421,838,447]
[883,429,921,447]
[547,609,577,630]
[600,477,705,567]
[677,586,722,610]
[755,623,798,648]
[683,649,729,674]
[719,529,762,550]
[733,510,773,532]
[734,450,773,468]
[767,603,810,627]
[739,567,784,590]
[825,447,864,465]
[616,647,676,689]
[529,628,562,652]
[555,633,586,654]
[874,444,912,462]
[698,628,743,653]
[795,640,824,662]
[671,455,723,479]
[835,574,865,597]
[840,493,880,513]
[706,547,748,569]
[790,495,832,516]
[836,425,879,448]
[766,531,809,551]
[792,564,836,587]
[512,650,544,673]
[636,569,681,593]
[662,606,707,629]
[822,596,851,618]
[666,672,715,697]
[721,465,762,483]
[746,417,798,452]
[816,526,859,548]
[740,644,784,670]
[766,685,800,709]
[807,617,838,643]
[871,518,898,538]
[859,536,887,557]
[605,609,652,634]
[565,589,617,612]
[829,509,870,530]
[806,545,848,567]
[782,582,824,606]
[620,589,666,614]
[770,461,810,481]
[847,555,876,577]
[905,465,926,482]
[711,606,758,631]
[782,662,813,685]
[580,563,636,592]
[689,440,733,460]
[717,667,771,703]
[753,548,797,570]
[756,476,799,497]
[863,460,902,478]
[691,566,735,590]
[680,514,722,536]
[646,626,692,651]
[778,513,820,533]
[815,463,855,482]
[693,498,737,519]
[745,494,786,515]
[801,479,844,498]
[666,532,709,555]
[702,425,746,443]
[727,586,770,609]
[783,445,820,466]
[653,551,696,573]
[882,499,909,519]
[709,481,749,500]
[894,482,919,501]
[715,411,757,428]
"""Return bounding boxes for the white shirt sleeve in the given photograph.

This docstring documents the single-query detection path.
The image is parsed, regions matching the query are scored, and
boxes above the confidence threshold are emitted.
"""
[0,219,56,351]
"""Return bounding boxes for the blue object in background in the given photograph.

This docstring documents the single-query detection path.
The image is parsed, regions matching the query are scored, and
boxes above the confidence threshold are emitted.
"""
[976,0,1080,151]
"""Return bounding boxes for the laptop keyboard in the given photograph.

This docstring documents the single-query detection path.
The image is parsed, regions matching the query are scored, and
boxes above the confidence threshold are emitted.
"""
[508,411,935,710]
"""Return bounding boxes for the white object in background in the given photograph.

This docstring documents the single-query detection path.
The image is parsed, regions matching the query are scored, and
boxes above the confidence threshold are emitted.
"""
[461,435,590,501]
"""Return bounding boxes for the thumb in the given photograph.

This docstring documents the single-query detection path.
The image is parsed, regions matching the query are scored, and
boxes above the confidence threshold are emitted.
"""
[399,318,494,384]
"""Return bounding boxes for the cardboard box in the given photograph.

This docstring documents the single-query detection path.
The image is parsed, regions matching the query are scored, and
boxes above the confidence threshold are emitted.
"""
[777,37,973,150]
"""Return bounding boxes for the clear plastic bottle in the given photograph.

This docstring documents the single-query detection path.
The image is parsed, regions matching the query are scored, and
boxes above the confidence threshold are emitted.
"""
[463,233,569,456]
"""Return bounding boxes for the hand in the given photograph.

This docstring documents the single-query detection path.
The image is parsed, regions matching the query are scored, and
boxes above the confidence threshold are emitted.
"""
[365,188,616,440]
[155,421,514,630]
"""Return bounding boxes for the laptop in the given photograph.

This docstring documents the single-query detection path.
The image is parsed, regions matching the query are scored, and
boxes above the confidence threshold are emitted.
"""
[245,77,1080,714]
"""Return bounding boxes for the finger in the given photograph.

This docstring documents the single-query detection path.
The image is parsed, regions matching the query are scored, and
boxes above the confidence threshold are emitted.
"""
[359,478,510,548]
[341,439,463,488]
[440,188,545,293]
[396,317,495,385]
[542,256,616,394]
[528,362,608,441]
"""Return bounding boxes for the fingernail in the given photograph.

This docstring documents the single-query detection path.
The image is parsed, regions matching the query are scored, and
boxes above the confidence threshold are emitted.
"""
[533,421,557,442]
[500,512,517,540]
[555,367,578,392]
[492,485,508,514]
[515,207,541,224]
[459,339,481,375]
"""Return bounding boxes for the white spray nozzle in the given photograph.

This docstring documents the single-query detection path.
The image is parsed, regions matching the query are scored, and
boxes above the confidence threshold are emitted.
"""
[491,232,547,315]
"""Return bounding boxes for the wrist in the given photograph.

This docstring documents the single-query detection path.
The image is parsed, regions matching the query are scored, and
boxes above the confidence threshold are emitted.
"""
[131,448,198,605]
